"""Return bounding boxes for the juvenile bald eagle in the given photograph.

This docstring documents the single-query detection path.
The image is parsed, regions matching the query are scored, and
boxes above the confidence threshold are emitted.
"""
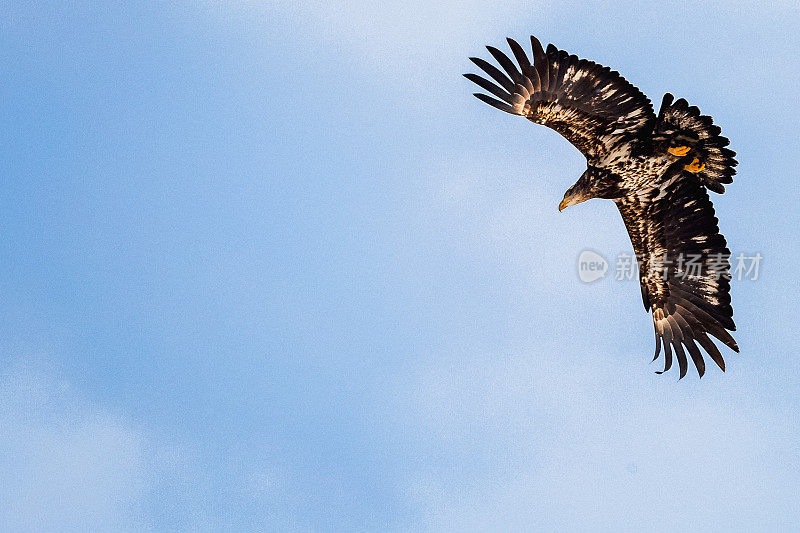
[466,36,738,378]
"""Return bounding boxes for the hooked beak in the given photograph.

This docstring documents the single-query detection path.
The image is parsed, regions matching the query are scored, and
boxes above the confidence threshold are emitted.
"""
[559,193,589,212]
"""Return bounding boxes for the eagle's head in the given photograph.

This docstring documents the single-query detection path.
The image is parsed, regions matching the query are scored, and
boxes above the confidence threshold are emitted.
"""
[559,166,623,211]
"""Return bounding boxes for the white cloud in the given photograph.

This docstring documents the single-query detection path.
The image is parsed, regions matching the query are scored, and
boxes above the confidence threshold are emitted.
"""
[396,348,800,531]
[0,363,146,531]
[206,0,562,95]
[0,362,300,531]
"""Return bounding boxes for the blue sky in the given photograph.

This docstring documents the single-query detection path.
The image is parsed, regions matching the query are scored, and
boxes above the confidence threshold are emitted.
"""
[1,1,799,531]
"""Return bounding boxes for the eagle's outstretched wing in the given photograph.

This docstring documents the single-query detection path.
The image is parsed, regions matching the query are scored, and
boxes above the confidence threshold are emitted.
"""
[465,36,654,160]
[618,172,738,378]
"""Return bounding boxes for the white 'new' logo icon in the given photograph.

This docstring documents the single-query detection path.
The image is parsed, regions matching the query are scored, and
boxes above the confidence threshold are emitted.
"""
[578,250,608,283]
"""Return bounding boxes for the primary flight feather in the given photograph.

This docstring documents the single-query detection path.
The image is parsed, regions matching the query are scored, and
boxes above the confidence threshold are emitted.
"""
[466,36,738,378]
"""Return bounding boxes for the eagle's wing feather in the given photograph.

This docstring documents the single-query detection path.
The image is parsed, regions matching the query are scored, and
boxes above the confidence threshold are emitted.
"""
[466,37,655,160]
[618,173,738,378]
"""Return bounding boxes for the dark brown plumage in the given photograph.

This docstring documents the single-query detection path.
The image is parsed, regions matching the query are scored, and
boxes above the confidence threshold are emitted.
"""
[466,36,738,378]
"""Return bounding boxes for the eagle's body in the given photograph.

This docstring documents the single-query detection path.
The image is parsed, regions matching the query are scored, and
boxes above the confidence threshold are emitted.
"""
[466,36,738,378]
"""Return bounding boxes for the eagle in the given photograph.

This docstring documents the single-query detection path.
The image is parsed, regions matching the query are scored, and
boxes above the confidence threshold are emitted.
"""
[465,36,738,378]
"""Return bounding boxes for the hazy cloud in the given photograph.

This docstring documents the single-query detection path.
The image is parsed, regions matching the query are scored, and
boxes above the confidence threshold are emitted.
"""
[398,349,800,531]
[0,363,302,531]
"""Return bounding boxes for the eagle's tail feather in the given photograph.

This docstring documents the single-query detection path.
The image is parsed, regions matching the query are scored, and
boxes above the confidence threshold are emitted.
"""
[656,95,737,194]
